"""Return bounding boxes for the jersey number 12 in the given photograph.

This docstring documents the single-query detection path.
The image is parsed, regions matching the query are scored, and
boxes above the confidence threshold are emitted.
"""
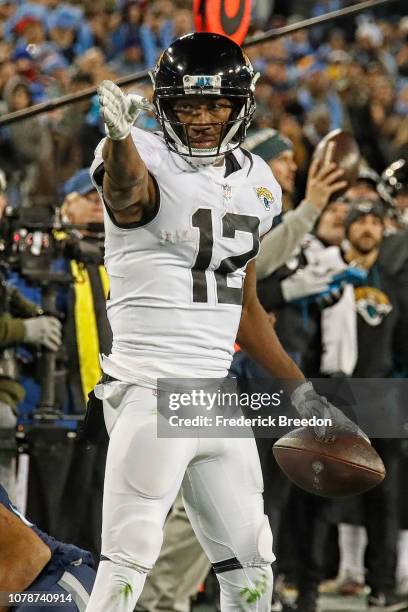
[191,208,260,306]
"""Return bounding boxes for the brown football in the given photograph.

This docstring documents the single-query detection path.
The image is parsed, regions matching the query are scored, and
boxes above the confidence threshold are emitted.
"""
[312,129,361,198]
[273,428,385,498]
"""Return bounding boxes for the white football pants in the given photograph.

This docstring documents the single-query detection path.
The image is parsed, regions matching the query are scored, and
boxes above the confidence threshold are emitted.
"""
[85,382,274,612]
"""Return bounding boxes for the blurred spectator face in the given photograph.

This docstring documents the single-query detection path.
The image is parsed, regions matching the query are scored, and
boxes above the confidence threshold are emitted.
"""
[316,201,349,246]
[278,114,302,144]
[345,180,378,201]
[327,30,346,51]
[263,40,288,62]
[49,26,75,49]
[76,48,106,82]
[307,106,331,139]
[371,77,394,107]
[173,9,193,37]
[156,0,174,19]
[347,62,365,84]
[380,20,396,45]
[11,84,31,110]
[50,66,70,90]
[268,150,297,196]
[146,6,165,32]
[64,190,103,226]
[291,30,308,44]
[24,21,45,44]
[124,44,142,63]
[105,10,121,32]
[88,12,106,40]
[127,2,142,24]
[347,214,384,254]
[264,61,287,87]
[366,62,388,83]
[307,69,330,97]
[14,57,30,74]
[0,41,11,62]
[13,55,35,80]
[0,61,17,91]
[0,0,16,20]
[255,80,273,104]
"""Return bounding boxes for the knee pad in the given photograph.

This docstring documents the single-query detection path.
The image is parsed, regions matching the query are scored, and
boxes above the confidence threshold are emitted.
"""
[103,516,163,572]
[212,515,274,576]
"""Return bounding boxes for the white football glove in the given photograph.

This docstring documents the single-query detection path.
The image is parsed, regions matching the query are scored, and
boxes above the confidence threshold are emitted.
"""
[97,80,151,141]
[23,316,62,352]
[291,381,370,443]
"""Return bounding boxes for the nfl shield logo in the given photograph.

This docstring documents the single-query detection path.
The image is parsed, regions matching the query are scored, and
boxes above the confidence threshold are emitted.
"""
[222,184,232,202]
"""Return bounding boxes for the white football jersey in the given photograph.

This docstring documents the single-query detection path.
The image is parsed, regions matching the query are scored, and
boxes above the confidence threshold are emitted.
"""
[90,128,281,387]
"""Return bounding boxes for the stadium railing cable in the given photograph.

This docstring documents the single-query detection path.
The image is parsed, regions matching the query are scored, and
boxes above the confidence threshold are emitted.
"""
[0,0,400,126]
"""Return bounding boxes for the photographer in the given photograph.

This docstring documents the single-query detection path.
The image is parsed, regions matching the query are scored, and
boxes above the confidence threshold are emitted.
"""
[59,168,110,413]
[0,173,62,501]
[22,168,110,563]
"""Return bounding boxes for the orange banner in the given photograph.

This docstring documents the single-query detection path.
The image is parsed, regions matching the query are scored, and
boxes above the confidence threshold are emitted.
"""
[193,0,251,45]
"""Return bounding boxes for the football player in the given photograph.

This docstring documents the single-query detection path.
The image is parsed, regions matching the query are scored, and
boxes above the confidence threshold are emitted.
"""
[86,33,363,612]
[0,483,95,612]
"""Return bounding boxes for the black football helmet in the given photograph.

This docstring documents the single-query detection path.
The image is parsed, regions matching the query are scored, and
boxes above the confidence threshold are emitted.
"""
[150,32,258,164]
[377,159,408,205]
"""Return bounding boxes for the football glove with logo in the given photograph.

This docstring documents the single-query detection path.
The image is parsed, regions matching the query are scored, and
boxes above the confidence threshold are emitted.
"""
[97,80,152,141]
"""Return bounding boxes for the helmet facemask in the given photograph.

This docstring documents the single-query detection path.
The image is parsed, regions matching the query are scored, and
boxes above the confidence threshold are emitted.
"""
[152,78,258,166]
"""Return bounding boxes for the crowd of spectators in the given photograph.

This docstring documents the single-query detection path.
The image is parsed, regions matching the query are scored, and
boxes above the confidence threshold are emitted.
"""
[0,0,406,208]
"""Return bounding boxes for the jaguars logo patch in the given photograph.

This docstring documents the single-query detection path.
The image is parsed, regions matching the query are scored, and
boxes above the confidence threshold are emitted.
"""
[354,287,392,326]
[255,187,274,211]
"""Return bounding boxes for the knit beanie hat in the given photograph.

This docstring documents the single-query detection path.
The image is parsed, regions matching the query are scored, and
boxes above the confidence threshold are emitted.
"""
[244,128,293,161]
